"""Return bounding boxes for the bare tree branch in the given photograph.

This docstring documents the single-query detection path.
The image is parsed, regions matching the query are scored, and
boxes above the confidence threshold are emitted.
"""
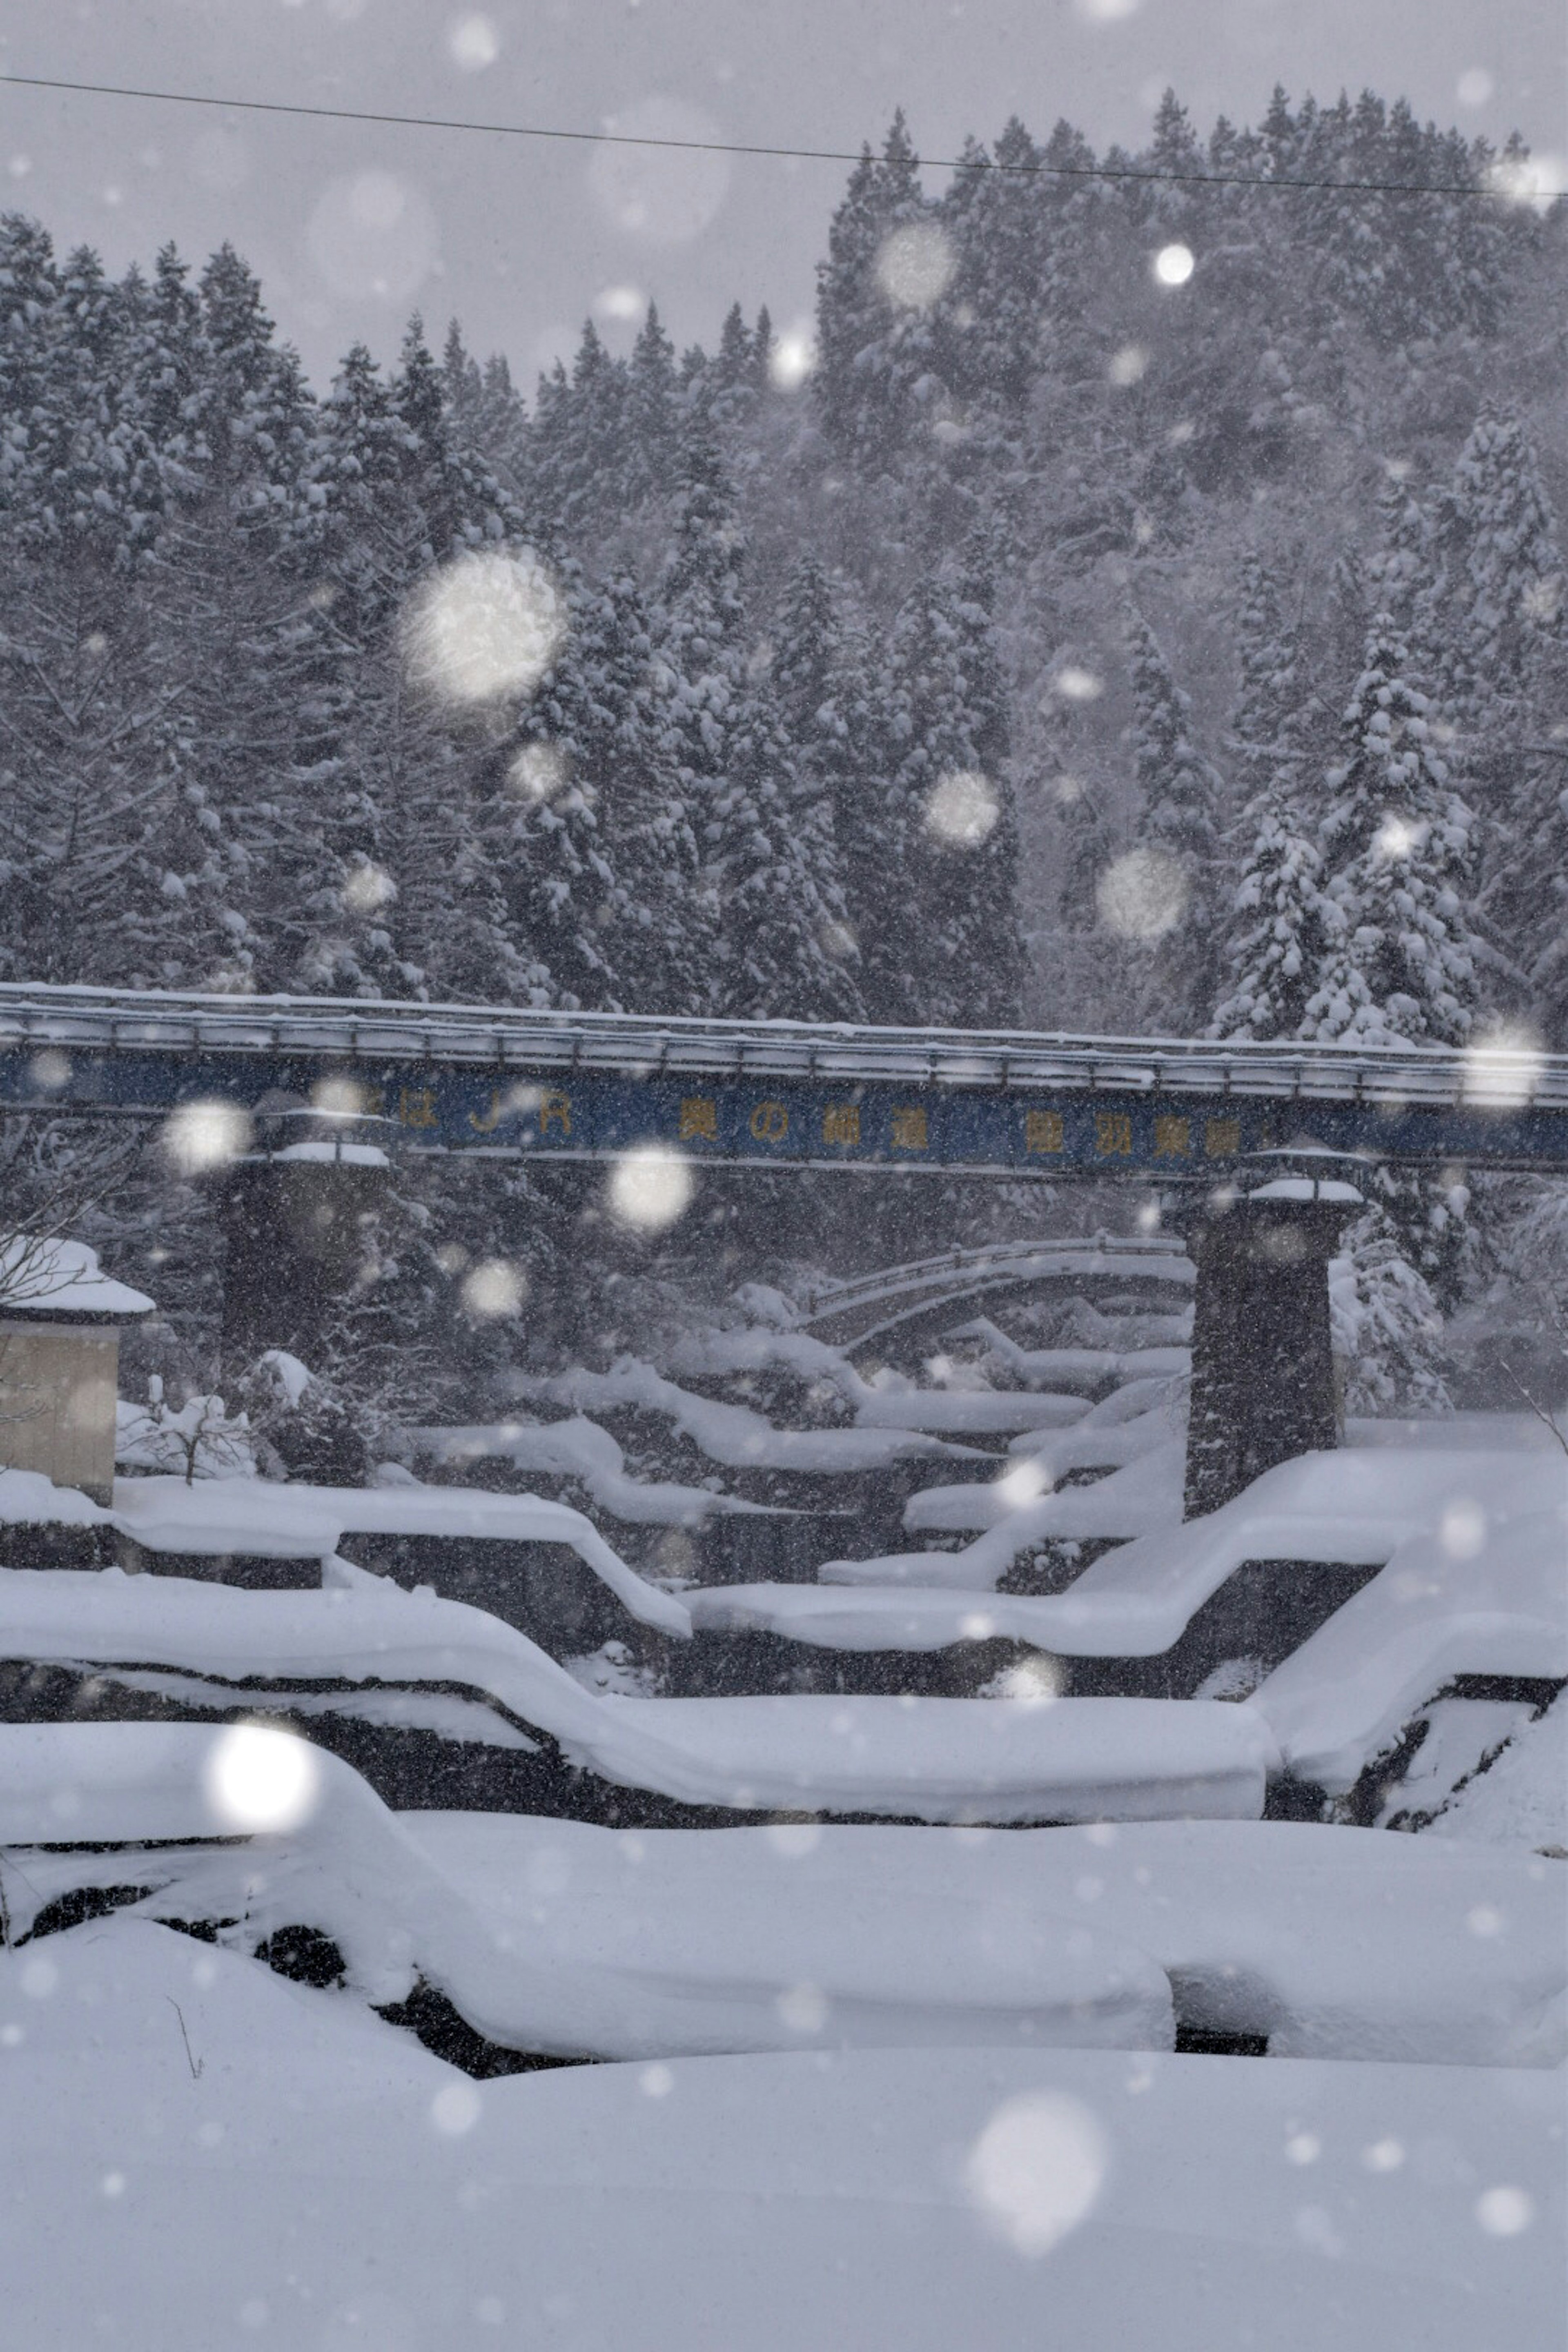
[1498,1356,1568,1461]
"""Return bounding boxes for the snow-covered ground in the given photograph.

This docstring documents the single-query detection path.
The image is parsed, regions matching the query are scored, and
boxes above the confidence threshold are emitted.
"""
[903,1384,1184,1535]
[4,1293,1563,1824]
[4,1726,1561,2068]
[1,1274,1564,2348]
[1252,1486,1568,1791]
[1,1916,1558,2352]
[0,1463,690,1632]
[838,1436,1568,1613]
[2,1724,1176,2059]
[404,1811,1566,2067]
[892,1429,1184,1547]
[0,1570,1272,1822]
[688,1441,1567,1820]
[510,1358,985,1471]
[1430,1691,1567,1852]
[411,1414,779,1526]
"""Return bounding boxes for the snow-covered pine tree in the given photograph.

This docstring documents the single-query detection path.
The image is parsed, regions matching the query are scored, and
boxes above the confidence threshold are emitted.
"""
[700,302,762,441]
[1201,558,1461,1362]
[1419,413,1563,995]
[813,112,936,466]
[30,244,123,555]
[1127,608,1225,1029]
[813,593,913,1025]
[0,212,61,546]
[1138,88,1209,241]
[1211,803,1333,1041]
[1307,592,1498,1323]
[1212,556,1334,1038]
[887,543,1025,1029]
[190,243,316,528]
[107,245,206,558]
[587,569,707,1015]
[390,319,554,1001]
[1330,1216,1451,1416]
[296,323,519,1002]
[521,320,629,549]
[751,306,774,393]
[520,355,572,531]
[1032,118,1103,383]
[1434,410,1561,717]
[938,121,1045,414]
[648,413,749,1001]
[770,555,840,751]
[653,412,747,760]
[1226,552,1305,788]
[1366,466,1435,649]
[0,230,321,993]
[1307,93,1521,352]
[1303,611,1479,1048]
[766,555,864,1005]
[713,664,864,1022]
[652,421,859,1020]
[441,318,485,437]
[0,222,128,982]
[501,562,683,1014]
[139,246,328,993]
[476,353,527,477]
[1519,622,1568,1043]
[1323,542,1368,699]
[623,303,679,507]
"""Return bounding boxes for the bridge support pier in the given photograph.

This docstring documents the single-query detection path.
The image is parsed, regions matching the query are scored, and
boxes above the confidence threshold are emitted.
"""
[219,1141,390,1364]
[1178,1176,1362,1520]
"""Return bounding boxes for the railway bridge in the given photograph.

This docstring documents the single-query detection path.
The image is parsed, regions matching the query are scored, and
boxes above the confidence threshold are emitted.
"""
[2,983,1559,1514]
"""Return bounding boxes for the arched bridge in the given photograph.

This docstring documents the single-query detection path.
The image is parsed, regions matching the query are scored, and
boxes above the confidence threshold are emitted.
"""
[791,1234,1193,1350]
[0,984,1563,1176]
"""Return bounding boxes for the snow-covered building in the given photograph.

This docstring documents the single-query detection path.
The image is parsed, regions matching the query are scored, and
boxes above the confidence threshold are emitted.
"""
[0,1239,154,1503]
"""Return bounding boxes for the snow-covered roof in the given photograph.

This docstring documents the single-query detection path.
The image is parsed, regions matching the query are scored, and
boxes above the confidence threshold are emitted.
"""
[1245,1175,1365,1204]
[265,1140,391,1168]
[0,1236,154,1322]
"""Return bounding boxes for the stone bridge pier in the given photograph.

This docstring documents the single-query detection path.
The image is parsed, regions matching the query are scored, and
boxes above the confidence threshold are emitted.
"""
[1175,1168,1365,1519]
[216,1116,392,1363]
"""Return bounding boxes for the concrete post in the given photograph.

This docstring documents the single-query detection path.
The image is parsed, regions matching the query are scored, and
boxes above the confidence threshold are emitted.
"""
[1179,1174,1363,1519]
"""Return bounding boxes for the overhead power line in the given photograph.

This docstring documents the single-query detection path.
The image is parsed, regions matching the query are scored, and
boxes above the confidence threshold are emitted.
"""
[0,69,1517,201]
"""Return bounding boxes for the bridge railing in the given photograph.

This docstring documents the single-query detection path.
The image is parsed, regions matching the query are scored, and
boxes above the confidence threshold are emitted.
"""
[1,981,1561,1110]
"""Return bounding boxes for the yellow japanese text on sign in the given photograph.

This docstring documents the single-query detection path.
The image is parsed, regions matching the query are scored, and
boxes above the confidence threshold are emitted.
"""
[539,1091,572,1135]
[1025,1110,1064,1155]
[823,1105,861,1147]
[1205,1118,1241,1158]
[750,1101,788,1142]
[891,1107,928,1151]
[1095,1112,1133,1157]
[679,1097,717,1142]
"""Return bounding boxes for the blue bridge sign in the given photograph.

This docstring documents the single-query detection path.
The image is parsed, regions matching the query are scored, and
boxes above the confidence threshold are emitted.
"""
[1,985,1565,1176]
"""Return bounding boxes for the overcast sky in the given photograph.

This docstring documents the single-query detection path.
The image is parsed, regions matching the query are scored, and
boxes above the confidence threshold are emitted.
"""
[0,0,1562,391]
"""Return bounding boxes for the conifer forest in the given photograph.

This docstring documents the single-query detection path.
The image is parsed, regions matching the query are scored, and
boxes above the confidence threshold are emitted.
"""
[0,85,1564,1418]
